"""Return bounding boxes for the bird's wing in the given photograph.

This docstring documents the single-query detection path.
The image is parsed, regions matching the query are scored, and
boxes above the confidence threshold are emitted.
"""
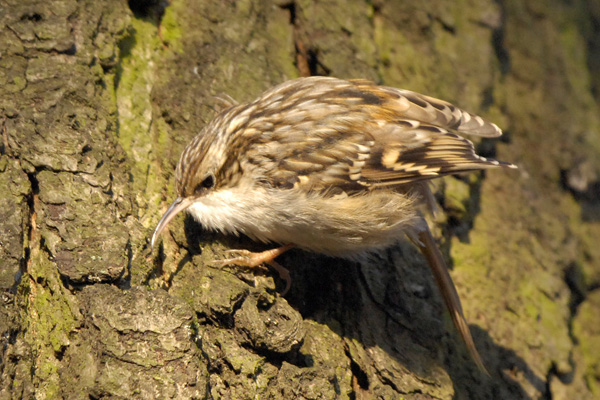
[237,77,514,193]
[356,120,513,187]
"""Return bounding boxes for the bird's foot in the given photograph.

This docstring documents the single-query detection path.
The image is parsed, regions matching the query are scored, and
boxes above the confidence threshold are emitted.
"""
[210,244,294,294]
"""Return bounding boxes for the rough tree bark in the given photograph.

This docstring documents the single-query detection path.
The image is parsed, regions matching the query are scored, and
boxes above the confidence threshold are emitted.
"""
[1,0,599,399]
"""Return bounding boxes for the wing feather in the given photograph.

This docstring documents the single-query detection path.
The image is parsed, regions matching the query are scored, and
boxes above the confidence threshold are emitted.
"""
[236,77,514,194]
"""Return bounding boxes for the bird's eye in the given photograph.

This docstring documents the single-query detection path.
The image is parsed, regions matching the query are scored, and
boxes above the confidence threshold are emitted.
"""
[195,174,215,193]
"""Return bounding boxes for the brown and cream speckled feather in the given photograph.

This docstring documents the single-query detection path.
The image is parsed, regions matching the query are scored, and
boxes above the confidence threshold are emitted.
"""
[194,77,514,196]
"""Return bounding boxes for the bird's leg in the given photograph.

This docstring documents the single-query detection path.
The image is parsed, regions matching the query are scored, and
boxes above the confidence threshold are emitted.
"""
[215,244,294,267]
[408,218,489,375]
[210,244,294,294]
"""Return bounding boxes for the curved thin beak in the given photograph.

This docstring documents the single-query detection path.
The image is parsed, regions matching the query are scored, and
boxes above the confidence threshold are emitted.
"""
[151,197,193,249]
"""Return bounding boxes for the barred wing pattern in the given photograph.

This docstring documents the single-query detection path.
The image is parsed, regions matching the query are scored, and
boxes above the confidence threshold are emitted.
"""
[235,77,513,194]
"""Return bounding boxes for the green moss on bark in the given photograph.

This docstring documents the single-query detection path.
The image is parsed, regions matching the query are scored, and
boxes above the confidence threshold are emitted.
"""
[19,248,82,399]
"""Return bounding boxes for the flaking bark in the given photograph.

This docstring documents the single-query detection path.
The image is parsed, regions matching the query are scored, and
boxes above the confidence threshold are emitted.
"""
[1,0,599,399]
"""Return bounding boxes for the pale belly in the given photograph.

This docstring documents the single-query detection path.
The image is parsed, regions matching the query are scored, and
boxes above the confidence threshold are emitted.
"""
[186,185,418,257]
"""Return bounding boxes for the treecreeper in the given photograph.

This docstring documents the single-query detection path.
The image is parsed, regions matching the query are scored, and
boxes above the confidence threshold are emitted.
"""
[152,76,516,374]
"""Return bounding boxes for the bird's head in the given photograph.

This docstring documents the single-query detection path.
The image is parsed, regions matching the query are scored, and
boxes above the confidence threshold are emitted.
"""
[151,116,234,248]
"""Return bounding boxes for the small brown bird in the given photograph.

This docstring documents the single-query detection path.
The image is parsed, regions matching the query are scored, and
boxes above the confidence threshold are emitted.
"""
[152,76,515,373]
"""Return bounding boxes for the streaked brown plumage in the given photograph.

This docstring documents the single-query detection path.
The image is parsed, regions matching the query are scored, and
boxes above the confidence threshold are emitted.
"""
[152,76,516,374]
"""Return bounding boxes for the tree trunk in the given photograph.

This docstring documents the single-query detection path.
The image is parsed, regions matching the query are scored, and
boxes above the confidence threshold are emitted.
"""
[1,0,599,398]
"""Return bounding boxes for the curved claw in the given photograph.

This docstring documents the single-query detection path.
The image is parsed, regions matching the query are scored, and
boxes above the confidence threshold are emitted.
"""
[209,252,266,268]
[209,245,295,294]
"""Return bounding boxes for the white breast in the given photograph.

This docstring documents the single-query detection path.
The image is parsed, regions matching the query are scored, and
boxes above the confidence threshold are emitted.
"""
[186,184,418,257]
